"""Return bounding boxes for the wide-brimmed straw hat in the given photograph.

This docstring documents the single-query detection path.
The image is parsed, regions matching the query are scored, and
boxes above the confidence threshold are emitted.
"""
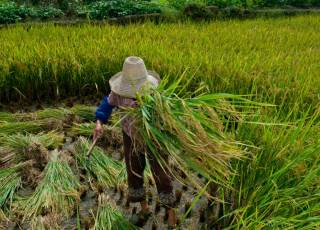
[109,56,160,98]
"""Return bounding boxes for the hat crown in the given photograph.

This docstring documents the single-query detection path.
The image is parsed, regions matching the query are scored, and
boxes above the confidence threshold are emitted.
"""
[122,56,148,81]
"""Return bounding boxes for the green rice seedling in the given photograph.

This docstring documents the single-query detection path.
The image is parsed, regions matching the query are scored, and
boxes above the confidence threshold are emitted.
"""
[19,151,81,221]
[94,194,138,230]
[0,162,27,208]
[74,138,125,188]
[70,105,96,122]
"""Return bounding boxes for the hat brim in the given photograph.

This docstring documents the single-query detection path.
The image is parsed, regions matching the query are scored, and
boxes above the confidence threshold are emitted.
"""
[109,70,160,98]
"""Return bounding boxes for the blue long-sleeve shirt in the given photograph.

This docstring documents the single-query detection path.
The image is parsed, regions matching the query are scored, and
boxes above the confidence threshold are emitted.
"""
[95,96,115,123]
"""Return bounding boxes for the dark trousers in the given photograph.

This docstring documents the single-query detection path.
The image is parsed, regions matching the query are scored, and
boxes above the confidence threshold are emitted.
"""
[123,131,175,208]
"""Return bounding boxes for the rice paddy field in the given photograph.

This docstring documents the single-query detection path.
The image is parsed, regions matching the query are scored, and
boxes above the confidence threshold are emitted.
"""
[0,14,320,229]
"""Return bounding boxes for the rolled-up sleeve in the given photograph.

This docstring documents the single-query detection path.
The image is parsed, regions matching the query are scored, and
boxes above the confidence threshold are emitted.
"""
[95,96,115,124]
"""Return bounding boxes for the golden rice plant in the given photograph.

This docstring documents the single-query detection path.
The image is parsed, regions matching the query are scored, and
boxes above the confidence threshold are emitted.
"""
[18,151,81,221]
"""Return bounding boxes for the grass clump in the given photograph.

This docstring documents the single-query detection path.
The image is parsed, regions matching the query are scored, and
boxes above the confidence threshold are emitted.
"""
[18,151,81,221]
[94,194,137,230]
[75,138,125,188]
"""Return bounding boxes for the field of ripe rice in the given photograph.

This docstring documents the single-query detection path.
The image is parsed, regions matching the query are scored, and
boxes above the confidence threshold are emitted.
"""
[0,14,320,229]
[0,15,319,116]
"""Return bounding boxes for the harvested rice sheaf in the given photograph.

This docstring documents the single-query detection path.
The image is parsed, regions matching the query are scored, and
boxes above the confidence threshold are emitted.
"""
[18,151,81,221]
[70,123,122,147]
[70,105,96,122]
[0,132,64,169]
[0,121,44,135]
[94,194,138,230]
[130,75,260,186]
[75,138,126,188]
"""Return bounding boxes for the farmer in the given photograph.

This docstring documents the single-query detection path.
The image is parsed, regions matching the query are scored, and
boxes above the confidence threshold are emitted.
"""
[93,56,177,228]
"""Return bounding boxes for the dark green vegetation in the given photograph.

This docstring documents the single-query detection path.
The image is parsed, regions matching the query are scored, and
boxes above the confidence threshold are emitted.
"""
[0,0,319,24]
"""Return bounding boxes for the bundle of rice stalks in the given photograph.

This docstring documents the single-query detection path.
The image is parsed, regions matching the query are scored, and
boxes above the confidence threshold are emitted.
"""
[0,132,64,167]
[74,138,125,188]
[70,105,96,122]
[0,163,27,208]
[0,112,17,123]
[0,121,44,136]
[31,108,70,121]
[19,151,81,221]
[0,131,63,153]
[94,194,138,230]
[70,123,122,147]
[130,75,263,187]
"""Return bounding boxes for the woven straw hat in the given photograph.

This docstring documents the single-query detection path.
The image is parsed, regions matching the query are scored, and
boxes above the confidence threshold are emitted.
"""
[109,56,160,98]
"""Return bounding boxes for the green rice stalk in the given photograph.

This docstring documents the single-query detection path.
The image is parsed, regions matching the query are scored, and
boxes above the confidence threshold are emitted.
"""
[94,194,138,230]
[74,138,125,188]
[19,151,81,221]
[0,162,27,208]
